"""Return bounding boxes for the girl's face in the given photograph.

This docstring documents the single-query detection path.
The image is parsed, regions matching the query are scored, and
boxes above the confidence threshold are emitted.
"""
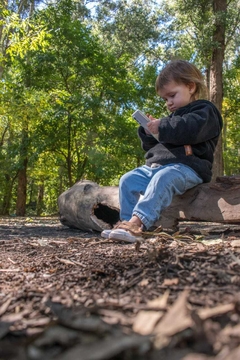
[159,80,196,113]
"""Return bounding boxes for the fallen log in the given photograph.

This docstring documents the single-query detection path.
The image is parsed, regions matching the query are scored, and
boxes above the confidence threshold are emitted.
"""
[58,180,120,232]
[57,176,240,232]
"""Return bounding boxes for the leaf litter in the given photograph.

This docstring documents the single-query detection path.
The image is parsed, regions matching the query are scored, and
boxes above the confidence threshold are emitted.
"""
[0,217,240,359]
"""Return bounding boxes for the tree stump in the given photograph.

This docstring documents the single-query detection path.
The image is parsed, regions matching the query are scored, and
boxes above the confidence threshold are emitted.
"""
[57,176,240,232]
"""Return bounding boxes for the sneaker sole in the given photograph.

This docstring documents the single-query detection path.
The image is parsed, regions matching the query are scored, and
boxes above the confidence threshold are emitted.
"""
[109,229,139,243]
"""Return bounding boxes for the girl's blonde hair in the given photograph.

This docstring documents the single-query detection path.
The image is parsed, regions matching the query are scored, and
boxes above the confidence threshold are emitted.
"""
[155,60,207,99]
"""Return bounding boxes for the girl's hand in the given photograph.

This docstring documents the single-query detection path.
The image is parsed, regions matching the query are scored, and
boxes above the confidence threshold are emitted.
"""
[146,115,160,135]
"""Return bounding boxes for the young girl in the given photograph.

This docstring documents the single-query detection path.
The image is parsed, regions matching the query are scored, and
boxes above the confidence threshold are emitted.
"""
[102,60,223,242]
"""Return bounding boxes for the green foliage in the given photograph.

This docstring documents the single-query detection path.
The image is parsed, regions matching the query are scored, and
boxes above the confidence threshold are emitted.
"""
[0,0,239,215]
[93,0,160,57]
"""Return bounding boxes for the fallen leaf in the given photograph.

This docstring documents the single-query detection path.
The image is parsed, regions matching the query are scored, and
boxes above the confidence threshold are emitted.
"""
[131,291,170,335]
[133,310,164,335]
[202,239,223,245]
[153,290,192,340]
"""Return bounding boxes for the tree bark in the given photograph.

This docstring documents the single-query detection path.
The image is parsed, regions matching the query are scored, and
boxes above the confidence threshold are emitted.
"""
[1,174,14,215]
[16,158,28,216]
[58,180,120,232]
[210,0,227,180]
[37,182,44,216]
[16,127,28,216]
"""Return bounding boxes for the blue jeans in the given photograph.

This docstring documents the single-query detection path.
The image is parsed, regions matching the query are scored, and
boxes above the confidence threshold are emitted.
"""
[119,163,203,229]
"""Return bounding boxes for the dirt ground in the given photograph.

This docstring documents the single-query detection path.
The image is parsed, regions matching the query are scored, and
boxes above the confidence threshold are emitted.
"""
[1,217,240,360]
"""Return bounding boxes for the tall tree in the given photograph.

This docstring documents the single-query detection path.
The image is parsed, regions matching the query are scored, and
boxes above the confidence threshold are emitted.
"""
[209,0,227,179]
[154,0,240,179]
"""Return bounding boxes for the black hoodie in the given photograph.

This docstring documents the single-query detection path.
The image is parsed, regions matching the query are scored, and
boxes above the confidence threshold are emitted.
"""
[137,100,223,183]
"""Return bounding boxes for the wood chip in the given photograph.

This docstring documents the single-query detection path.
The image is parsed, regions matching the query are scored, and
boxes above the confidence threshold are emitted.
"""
[230,240,240,247]
[133,291,169,335]
[133,311,164,335]
[163,278,179,286]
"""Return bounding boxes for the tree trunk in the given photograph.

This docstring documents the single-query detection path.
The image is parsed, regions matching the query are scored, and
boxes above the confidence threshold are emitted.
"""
[67,111,73,187]
[37,182,44,216]
[210,0,227,180]
[1,174,14,215]
[16,127,28,216]
[16,158,28,216]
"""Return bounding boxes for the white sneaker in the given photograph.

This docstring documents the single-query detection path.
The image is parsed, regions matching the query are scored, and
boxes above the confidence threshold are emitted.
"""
[108,229,139,243]
[101,227,143,243]
[101,229,112,239]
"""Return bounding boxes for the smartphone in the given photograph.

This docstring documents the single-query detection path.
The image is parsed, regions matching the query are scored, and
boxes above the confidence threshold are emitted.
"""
[132,110,159,141]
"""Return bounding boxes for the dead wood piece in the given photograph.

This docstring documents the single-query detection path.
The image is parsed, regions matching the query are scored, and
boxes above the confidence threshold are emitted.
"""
[216,175,240,184]
[58,176,240,232]
[178,221,240,235]
[58,180,120,232]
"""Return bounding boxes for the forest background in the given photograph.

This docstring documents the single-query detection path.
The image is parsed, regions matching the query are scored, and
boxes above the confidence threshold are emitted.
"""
[0,0,239,217]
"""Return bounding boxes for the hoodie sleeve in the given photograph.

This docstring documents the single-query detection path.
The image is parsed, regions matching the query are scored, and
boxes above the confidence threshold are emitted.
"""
[158,101,222,145]
[137,126,159,151]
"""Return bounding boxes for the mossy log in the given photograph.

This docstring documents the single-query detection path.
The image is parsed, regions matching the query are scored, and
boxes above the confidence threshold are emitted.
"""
[57,176,240,232]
